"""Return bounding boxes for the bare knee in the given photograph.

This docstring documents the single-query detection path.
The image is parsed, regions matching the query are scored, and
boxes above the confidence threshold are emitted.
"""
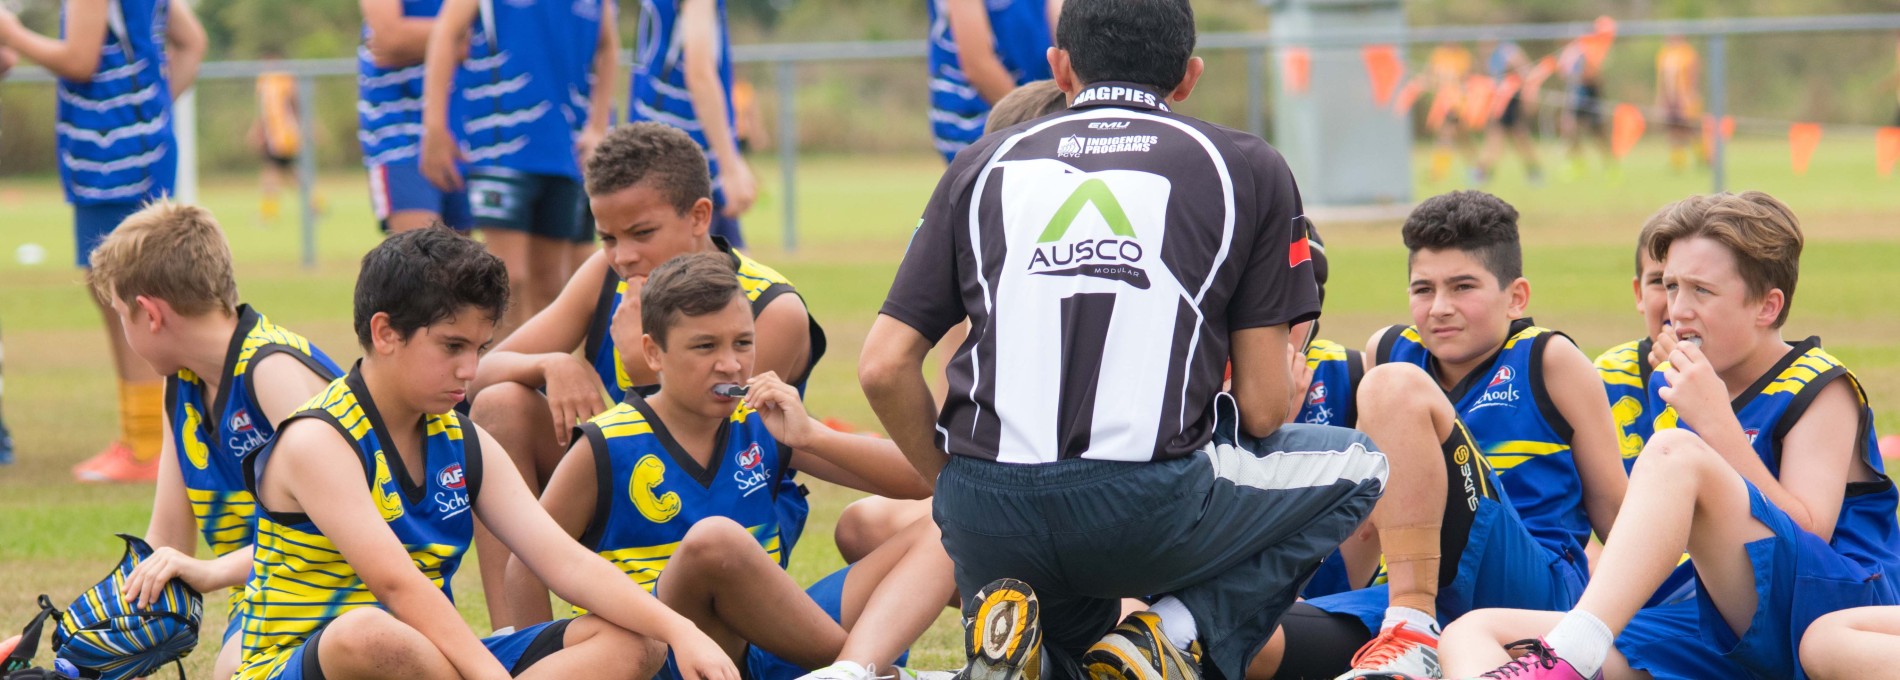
[675,516,760,568]
[321,608,430,673]
[1358,363,1445,417]
[470,382,545,428]
[1631,428,1719,479]
[566,616,666,680]
[835,497,929,564]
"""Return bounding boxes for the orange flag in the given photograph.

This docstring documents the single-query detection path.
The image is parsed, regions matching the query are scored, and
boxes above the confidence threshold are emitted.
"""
[1281,47,1311,95]
[1490,74,1522,121]
[1394,81,1425,115]
[1461,75,1496,130]
[1789,123,1823,176]
[1610,103,1646,159]
[1876,127,1900,178]
[1361,45,1403,107]
[1700,115,1735,151]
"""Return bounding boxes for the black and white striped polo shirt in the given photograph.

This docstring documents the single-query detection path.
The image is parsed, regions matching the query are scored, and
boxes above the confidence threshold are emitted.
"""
[881,81,1320,464]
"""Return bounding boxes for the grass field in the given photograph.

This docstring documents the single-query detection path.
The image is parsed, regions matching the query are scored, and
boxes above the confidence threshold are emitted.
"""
[1,135,1897,676]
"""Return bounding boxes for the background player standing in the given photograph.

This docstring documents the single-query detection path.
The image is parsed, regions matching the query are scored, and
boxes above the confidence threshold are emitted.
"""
[925,0,1056,162]
[630,0,755,248]
[359,0,473,235]
[0,0,206,483]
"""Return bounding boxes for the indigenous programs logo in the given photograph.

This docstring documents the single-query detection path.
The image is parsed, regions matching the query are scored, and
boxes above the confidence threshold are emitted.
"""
[1474,365,1520,410]
[1026,178,1151,289]
[1054,134,1159,158]
[1057,135,1085,157]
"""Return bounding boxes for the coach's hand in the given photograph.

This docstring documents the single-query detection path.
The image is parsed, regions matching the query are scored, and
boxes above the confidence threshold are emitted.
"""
[721,157,757,218]
[746,372,812,448]
[542,354,609,447]
[125,547,216,608]
[1658,336,1737,434]
[667,626,740,680]
[420,123,465,192]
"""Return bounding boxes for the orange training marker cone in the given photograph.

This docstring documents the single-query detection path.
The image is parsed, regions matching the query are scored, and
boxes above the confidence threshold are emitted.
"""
[1610,103,1646,160]
[1876,127,1900,178]
[1362,44,1403,107]
[1281,47,1311,95]
[1789,122,1823,176]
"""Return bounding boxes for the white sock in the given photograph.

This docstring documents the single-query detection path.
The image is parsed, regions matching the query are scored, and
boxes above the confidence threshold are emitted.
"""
[1543,610,1613,678]
[1382,606,1440,638]
[1147,596,1198,652]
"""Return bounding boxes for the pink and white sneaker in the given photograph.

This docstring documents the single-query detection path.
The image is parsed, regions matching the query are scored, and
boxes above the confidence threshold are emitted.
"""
[1469,639,1600,680]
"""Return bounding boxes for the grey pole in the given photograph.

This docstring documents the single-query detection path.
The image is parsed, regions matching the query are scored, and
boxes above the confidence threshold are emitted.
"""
[776,60,798,252]
[1707,34,1727,194]
[1247,45,1266,139]
[297,76,319,269]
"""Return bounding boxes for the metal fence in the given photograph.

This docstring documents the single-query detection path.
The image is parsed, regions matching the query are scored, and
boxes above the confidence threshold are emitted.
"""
[8,12,1900,264]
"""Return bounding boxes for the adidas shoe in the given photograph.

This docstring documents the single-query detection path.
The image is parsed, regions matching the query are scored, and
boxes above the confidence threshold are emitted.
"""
[1335,621,1441,679]
[1081,611,1202,680]
[1466,639,1599,680]
[960,578,1042,680]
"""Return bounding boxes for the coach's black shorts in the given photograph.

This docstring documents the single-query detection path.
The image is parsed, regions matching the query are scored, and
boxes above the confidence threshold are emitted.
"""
[935,424,1387,680]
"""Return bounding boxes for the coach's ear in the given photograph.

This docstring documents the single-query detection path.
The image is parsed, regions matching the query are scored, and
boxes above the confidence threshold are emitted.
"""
[1049,47,1078,96]
[1167,57,1204,103]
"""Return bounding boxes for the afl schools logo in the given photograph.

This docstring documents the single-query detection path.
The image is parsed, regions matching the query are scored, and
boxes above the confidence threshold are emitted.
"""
[738,443,763,470]
[229,409,255,433]
[1489,366,1515,387]
[1308,381,1328,405]
[438,464,466,490]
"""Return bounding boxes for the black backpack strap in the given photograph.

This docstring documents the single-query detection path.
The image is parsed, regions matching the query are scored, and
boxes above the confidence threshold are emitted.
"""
[2,596,60,674]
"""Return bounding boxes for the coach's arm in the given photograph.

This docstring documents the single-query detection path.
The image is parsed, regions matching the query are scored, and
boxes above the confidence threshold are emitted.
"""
[1230,324,1295,439]
[860,315,949,483]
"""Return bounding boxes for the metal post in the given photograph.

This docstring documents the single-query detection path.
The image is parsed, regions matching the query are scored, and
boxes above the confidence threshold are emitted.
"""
[297,76,319,269]
[776,59,797,252]
[1708,34,1727,193]
[1246,46,1266,139]
[174,89,198,203]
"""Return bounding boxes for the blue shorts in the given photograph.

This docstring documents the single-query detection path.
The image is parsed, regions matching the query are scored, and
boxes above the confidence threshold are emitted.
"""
[1615,600,1748,679]
[368,161,473,232]
[1307,493,1587,634]
[1623,481,1898,680]
[264,618,569,680]
[74,201,146,267]
[465,167,592,243]
[661,565,908,680]
[1302,548,1380,600]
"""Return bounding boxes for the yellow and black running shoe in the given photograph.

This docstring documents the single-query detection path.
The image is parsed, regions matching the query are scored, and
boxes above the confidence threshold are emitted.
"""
[1082,611,1203,680]
[960,578,1042,680]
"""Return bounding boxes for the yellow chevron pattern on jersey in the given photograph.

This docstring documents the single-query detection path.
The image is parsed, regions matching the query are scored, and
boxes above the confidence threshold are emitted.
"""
[232,320,320,375]
[1305,340,1350,365]
[1652,347,1853,430]
[1595,340,1645,390]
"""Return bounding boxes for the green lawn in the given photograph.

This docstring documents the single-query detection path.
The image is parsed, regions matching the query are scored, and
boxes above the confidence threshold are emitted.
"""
[1,134,1897,676]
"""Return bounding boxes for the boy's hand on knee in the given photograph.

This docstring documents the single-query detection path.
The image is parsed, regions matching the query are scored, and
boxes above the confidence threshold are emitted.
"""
[667,626,740,680]
[542,354,609,446]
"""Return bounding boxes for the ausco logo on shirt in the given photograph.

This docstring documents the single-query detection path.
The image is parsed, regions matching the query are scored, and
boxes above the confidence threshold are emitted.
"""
[1027,178,1150,289]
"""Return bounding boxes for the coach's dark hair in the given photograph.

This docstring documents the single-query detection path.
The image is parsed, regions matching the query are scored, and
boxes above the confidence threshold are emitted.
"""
[641,251,744,349]
[1401,190,1524,286]
[1056,0,1196,94]
[354,226,510,348]
[585,123,711,214]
